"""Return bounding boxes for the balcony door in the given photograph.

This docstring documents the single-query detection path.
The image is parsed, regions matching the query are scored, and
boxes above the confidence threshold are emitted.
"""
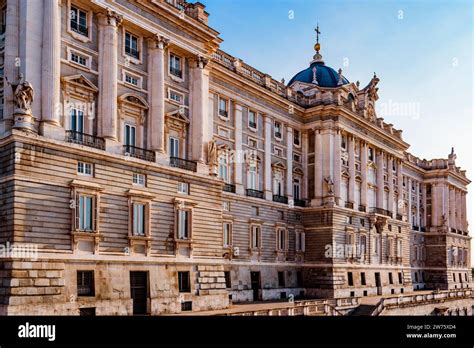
[169,136,180,158]
[124,124,136,155]
[70,108,84,133]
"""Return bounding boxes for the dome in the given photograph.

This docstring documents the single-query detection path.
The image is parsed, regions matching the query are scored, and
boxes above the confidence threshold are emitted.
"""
[288,61,349,88]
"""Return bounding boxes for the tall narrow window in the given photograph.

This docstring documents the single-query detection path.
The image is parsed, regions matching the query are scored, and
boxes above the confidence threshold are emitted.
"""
[248,163,258,190]
[277,228,286,251]
[248,111,257,129]
[223,222,232,247]
[273,174,283,196]
[218,97,228,118]
[178,210,190,240]
[178,271,190,292]
[78,195,94,231]
[132,203,146,236]
[361,272,366,286]
[218,154,229,182]
[70,108,84,133]
[296,231,305,252]
[251,225,261,249]
[293,130,300,146]
[278,271,285,287]
[77,271,94,296]
[124,124,136,147]
[125,32,140,59]
[169,137,179,158]
[70,6,88,36]
[347,272,354,286]
[293,179,301,201]
[169,54,182,78]
[274,121,282,139]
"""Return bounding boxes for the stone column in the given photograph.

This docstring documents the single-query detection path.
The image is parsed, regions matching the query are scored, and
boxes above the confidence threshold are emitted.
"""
[431,183,439,228]
[263,115,272,200]
[462,191,467,232]
[40,0,62,138]
[333,129,342,206]
[147,35,168,155]
[376,150,384,209]
[422,183,427,229]
[98,11,122,143]
[286,126,293,199]
[455,189,462,231]
[360,141,368,209]
[348,135,355,204]
[407,178,412,225]
[449,187,456,230]
[397,160,403,215]
[302,131,309,199]
[387,156,394,213]
[190,56,210,167]
[1,0,19,133]
[443,184,450,229]
[234,103,244,195]
[416,182,420,229]
[313,128,323,206]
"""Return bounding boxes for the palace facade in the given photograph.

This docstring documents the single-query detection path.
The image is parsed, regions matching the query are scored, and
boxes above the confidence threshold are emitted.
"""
[0,0,471,315]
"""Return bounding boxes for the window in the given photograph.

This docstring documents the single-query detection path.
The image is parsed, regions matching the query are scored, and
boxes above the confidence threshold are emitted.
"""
[251,225,261,249]
[296,231,305,252]
[251,206,259,216]
[124,73,140,88]
[76,194,96,232]
[293,179,301,200]
[125,32,140,60]
[296,272,303,287]
[293,154,301,162]
[360,218,365,227]
[218,97,228,118]
[222,201,230,211]
[224,271,231,288]
[293,130,300,146]
[248,111,257,129]
[169,137,179,158]
[169,54,182,78]
[124,124,136,147]
[278,271,285,287]
[132,203,146,236]
[77,271,94,296]
[132,173,146,187]
[274,121,282,139]
[389,272,393,285]
[248,138,257,148]
[218,154,229,182]
[169,90,183,103]
[398,272,403,284]
[368,147,375,162]
[223,222,232,247]
[178,271,190,292]
[70,108,84,133]
[273,147,283,157]
[347,272,354,286]
[341,135,347,149]
[178,182,189,194]
[361,272,366,286]
[70,6,88,36]
[70,51,88,67]
[248,162,258,190]
[77,162,93,176]
[277,228,287,251]
[273,174,283,196]
[177,210,190,239]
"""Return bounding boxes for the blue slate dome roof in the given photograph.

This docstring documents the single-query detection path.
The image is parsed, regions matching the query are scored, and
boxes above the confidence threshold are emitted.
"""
[288,61,349,88]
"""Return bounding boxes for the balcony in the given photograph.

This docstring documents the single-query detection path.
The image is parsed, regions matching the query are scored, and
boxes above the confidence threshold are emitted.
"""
[66,131,105,150]
[273,195,288,204]
[248,121,257,129]
[294,199,306,207]
[396,214,403,221]
[412,225,419,231]
[358,205,366,212]
[223,183,236,193]
[420,226,426,232]
[125,46,140,60]
[219,109,228,118]
[246,189,264,199]
[123,145,155,162]
[345,202,354,209]
[170,157,197,172]
[170,67,183,79]
[451,228,457,233]
[369,207,392,218]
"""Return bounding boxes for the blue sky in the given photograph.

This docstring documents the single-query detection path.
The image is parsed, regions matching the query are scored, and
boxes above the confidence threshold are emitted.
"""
[203,0,473,255]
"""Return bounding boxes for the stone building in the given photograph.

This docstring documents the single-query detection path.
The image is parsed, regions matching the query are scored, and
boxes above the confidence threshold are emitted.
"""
[0,0,471,315]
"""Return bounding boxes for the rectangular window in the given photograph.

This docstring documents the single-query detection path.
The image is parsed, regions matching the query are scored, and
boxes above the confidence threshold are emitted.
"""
[169,137,179,158]
[248,163,258,190]
[296,231,305,252]
[124,124,136,147]
[125,32,140,59]
[347,272,354,286]
[132,173,146,187]
[293,129,300,146]
[224,271,231,288]
[124,73,140,87]
[223,222,232,247]
[178,271,190,292]
[293,154,301,162]
[398,272,403,284]
[70,6,88,36]
[70,52,88,67]
[278,271,285,287]
[222,201,230,211]
[178,210,190,239]
[273,147,283,157]
[132,203,146,236]
[277,228,286,251]
[177,182,189,194]
[77,271,94,296]
[251,225,261,249]
[218,154,229,182]
[248,111,257,129]
[361,272,366,286]
[78,195,94,231]
[389,272,393,285]
[368,147,375,161]
[169,54,182,78]
[274,121,282,139]
[77,162,93,176]
[70,108,84,133]
[248,138,257,148]
[218,97,228,118]
[169,90,183,103]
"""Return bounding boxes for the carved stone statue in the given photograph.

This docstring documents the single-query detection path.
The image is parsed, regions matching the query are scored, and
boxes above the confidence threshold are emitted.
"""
[208,140,218,176]
[324,176,334,195]
[441,213,448,227]
[8,73,34,114]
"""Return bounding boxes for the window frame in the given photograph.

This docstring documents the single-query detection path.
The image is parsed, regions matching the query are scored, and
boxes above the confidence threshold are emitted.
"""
[77,161,93,177]
[169,52,184,81]
[67,1,92,43]
[223,221,233,247]
[250,224,262,250]
[77,270,95,297]
[274,121,282,140]
[132,173,146,187]
[178,271,191,293]
[123,30,142,64]
[248,110,257,130]
[67,47,91,69]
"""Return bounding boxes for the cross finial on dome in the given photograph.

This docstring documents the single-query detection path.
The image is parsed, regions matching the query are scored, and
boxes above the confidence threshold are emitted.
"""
[311,23,324,64]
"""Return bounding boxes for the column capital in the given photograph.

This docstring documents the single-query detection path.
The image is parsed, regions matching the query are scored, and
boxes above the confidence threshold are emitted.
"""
[147,34,170,50]
[191,55,209,69]
[98,9,123,27]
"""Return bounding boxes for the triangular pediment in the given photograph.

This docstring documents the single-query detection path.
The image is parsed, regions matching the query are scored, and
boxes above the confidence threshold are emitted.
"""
[61,74,98,92]
[166,109,190,124]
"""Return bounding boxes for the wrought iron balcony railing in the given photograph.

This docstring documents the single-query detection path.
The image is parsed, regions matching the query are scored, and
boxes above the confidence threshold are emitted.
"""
[345,202,354,209]
[170,67,183,78]
[274,131,282,139]
[420,226,426,232]
[358,205,366,212]
[369,207,392,218]
[294,199,306,207]
[412,225,419,231]
[246,189,264,199]
[248,121,257,129]
[223,183,236,193]
[66,131,105,150]
[170,156,197,172]
[123,145,156,162]
[273,195,288,204]
[219,109,228,118]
